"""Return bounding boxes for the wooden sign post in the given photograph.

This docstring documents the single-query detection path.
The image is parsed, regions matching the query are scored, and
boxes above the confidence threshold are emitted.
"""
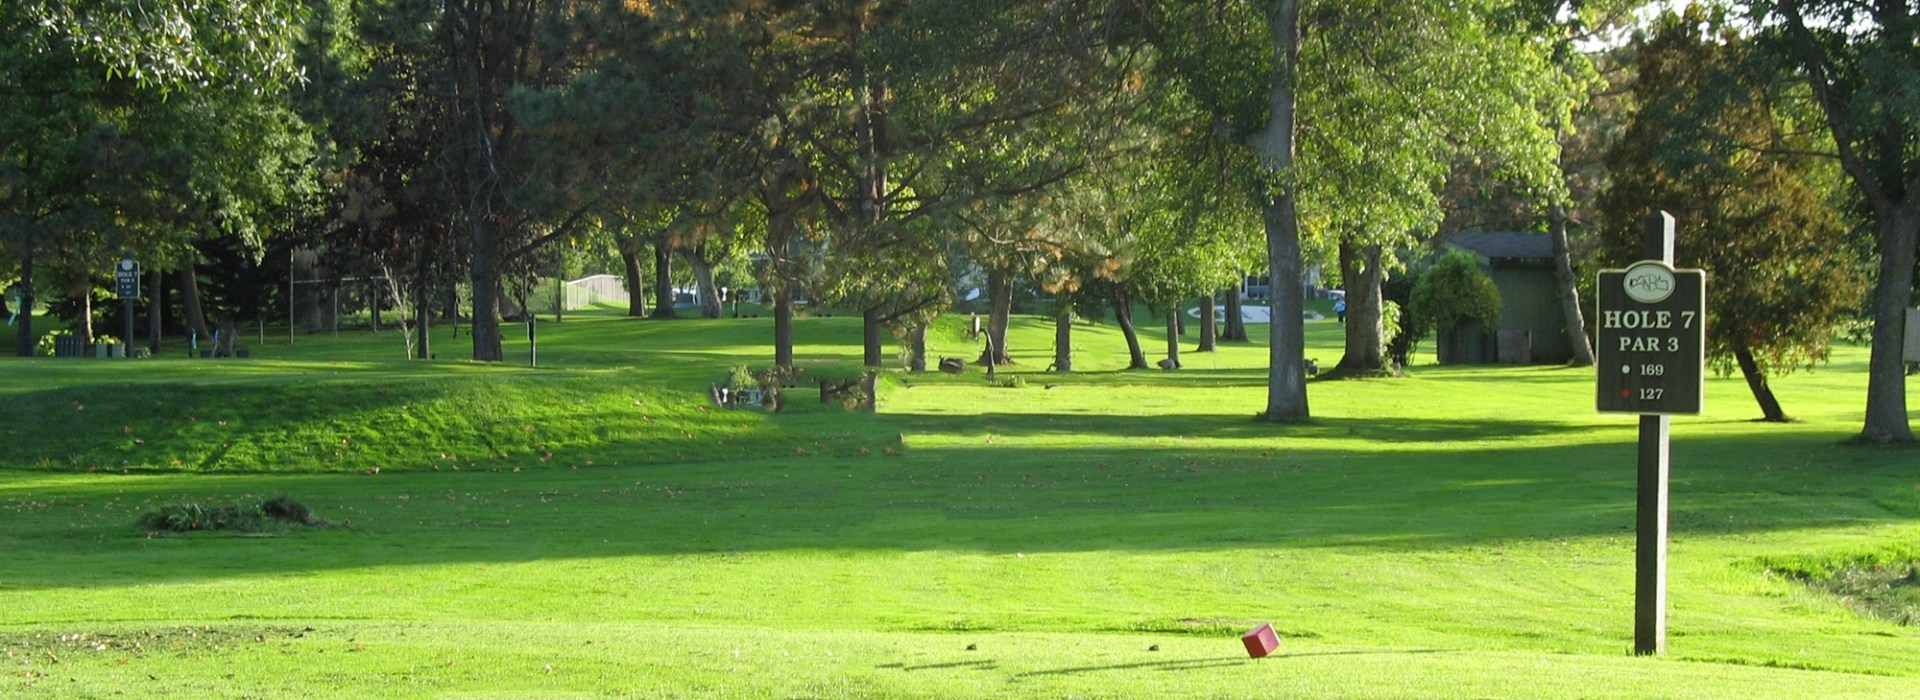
[1595,211,1706,656]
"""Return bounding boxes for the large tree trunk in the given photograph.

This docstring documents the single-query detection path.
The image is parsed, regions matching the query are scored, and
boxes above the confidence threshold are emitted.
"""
[62,267,94,344]
[1053,312,1073,372]
[978,269,1013,365]
[1197,295,1217,352]
[415,268,431,360]
[1163,309,1182,369]
[1223,284,1248,341]
[467,213,506,361]
[177,265,213,348]
[14,249,33,357]
[854,42,897,366]
[216,315,238,357]
[1114,289,1148,369]
[685,247,723,319]
[1733,344,1788,422]
[81,289,94,344]
[908,323,927,372]
[1778,2,1915,443]
[774,289,795,368]
[369,275,384,330]
[650,243,677,319]
[621,244,647,317]
[1251,0,1309,422]
[766,179,801,369]
[148,269,165,354]
[862,306,883,367]
[442,284,460,325]
[1550,204,1595,366]
[292,248,324,333]
[1859,210,1918,442]
[1335,241,1387,373]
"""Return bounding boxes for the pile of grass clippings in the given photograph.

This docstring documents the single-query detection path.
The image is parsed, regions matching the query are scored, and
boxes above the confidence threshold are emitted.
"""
[139,496,332,534]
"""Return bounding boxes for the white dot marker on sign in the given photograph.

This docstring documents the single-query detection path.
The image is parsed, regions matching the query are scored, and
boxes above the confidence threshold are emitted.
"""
[1622,365,1632,374]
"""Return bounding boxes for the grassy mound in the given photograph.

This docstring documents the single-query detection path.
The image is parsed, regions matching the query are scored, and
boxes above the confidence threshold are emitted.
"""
[0,339,898,473]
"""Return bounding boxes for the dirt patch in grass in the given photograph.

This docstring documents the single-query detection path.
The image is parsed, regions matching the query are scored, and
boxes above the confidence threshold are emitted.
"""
[0,625,313,661]
[1783,561,1920,626]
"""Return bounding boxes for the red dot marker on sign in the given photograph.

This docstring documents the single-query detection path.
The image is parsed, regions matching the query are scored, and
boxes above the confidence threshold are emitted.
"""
[1621,389,1632,398]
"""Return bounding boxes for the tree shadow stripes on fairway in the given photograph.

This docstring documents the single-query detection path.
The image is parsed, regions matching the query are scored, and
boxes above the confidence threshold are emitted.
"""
[3,425,1915,593]
[882,412,1584,444]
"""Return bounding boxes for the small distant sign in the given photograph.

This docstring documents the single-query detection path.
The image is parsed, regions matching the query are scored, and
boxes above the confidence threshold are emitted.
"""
[1597,261,1706,415]
[114,258,140,299]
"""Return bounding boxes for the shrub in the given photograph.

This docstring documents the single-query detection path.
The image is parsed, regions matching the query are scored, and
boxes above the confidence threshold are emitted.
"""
[725,365,758,393]
[139,497,329,533]
[35,329,72,357]
[1409,250,1501,342]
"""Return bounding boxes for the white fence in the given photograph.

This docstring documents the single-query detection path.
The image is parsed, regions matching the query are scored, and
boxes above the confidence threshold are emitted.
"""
[562,274,629,310]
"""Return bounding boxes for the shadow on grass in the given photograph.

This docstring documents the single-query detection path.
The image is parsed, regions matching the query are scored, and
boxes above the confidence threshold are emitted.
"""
[2,421,1914,591]
[1010,648,1461,678]
[876,660,1001,672]
[882,411,1581,445]
[1009,657,1247,676]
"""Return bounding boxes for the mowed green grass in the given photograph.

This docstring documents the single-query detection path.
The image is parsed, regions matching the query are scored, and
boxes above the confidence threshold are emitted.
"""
[2,305,1917,698]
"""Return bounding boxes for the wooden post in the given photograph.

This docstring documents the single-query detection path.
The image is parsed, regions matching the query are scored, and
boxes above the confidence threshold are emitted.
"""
[1635,210,1674,656]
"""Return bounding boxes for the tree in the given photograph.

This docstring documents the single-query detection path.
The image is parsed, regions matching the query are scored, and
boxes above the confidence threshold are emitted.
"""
[297,0,470,358]
[1525,4,1647,370]
[433,0,620,361]
[1111,154,1250,371]
[1750,0,1920,442]
[1309,4,1568,376]
[1137,0,1566,417]
[3,0,310,356]
[1601,15,1866,422]
[844,0,1126,371]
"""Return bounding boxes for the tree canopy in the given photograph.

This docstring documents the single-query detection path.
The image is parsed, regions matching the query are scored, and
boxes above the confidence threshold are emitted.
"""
[1601,13,1866,421]
[7,0,1911,439]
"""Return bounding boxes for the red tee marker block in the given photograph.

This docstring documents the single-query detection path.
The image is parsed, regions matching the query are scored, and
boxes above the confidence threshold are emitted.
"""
[1241,623,1280,658]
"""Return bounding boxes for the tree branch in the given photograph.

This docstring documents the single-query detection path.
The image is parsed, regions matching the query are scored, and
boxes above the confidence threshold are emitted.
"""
[1779,0,1890,208]
[501,195,603,264]
[874,294,942,326]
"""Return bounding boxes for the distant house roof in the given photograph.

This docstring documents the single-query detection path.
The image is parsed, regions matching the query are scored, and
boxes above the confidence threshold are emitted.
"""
[1447,231,1553,265]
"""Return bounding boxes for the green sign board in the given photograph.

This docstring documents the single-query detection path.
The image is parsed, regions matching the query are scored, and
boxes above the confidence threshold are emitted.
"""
[1597,261,1706,415]
[114,258,140,300]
